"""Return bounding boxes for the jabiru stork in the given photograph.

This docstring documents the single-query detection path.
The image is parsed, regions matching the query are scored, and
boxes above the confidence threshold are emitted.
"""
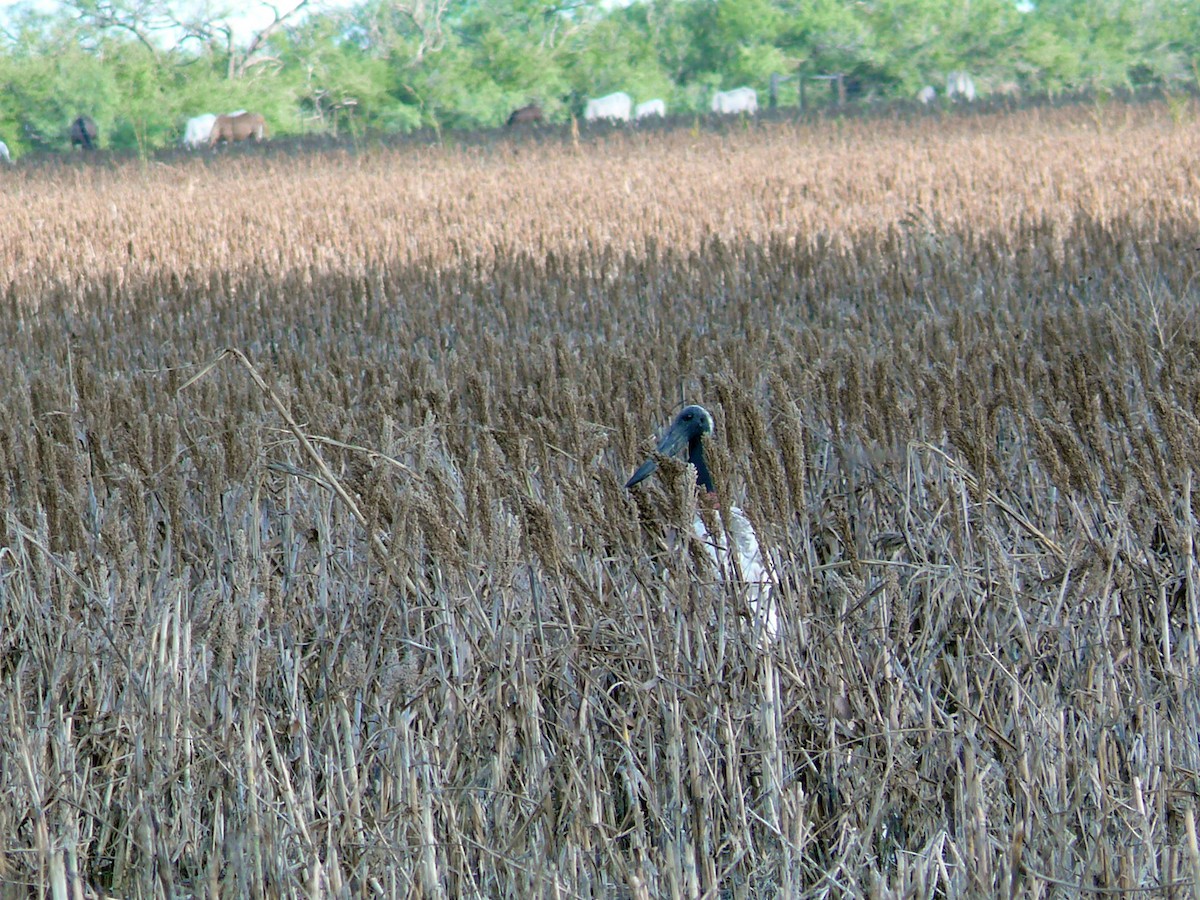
[626,405,780,645]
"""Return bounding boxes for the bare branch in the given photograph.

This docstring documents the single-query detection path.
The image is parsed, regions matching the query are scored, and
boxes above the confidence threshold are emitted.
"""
[241,53,284,76]
[59,1,321,80]
[63,0,173,59]
[234,0,310,78]
[160,6,225,49]
[383,0,452,65]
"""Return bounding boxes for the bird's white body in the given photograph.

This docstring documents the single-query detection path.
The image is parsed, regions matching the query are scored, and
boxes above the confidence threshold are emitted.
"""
[692,504,779,645]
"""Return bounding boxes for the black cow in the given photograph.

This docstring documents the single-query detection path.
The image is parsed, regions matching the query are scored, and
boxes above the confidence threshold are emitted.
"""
[70,116,98,150]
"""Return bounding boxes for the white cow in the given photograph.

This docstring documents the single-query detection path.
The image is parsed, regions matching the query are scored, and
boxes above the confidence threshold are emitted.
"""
[711,87,757,115]
[635,99,666,119]
[917,85,936,104]
[584,92,632,123]
[946,72,976,102]
[183,114,217,148]
[182,110,247,148]
[0,141,9,163]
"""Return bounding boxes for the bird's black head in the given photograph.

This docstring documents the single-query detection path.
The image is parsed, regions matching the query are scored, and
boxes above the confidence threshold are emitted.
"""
[626,404,716,491]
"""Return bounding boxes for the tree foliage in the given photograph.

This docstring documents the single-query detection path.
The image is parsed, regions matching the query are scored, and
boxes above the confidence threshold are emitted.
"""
[0,0,1195,154]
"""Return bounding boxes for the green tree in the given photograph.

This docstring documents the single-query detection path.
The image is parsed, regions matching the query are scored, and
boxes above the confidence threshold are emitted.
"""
[415,0,578,127]
[271,12,397,135]
[2,0,1198,151]
[853,0,1025,97]
[1020,0,1143,92]
[0,12,122,151]
[565,5,673,110]
[776,0,871,91]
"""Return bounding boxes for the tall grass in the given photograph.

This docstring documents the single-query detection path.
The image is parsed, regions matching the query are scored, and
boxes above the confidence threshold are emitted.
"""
[1,100,1200,896]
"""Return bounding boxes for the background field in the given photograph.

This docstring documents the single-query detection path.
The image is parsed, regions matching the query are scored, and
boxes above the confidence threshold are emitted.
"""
[2,101,1200,897]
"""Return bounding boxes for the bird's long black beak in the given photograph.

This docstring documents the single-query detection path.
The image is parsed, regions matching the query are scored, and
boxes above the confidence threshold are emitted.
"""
[625,419,691,489]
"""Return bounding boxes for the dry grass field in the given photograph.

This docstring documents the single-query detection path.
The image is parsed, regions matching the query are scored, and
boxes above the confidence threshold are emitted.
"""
[2,100,1200,898]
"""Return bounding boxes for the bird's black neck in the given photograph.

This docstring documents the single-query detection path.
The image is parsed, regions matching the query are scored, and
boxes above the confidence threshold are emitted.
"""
[688,437,715,493]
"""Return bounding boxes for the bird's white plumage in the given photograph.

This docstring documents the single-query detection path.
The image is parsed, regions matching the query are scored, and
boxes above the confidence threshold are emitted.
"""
[692,503,779,645]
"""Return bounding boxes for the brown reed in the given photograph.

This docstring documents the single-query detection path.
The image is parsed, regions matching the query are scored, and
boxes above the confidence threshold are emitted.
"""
[0,98,1198,896]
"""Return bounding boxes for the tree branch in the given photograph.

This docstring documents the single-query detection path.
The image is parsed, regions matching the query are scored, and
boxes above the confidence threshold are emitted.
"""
[234,0,310,78]
[64,0,172,60]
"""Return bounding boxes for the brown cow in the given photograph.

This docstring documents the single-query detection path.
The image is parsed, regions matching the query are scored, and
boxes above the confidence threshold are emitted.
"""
[507,104,543,127]
[209,112,268,147]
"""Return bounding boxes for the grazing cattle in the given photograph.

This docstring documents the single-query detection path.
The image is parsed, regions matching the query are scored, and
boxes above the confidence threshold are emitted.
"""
[711,87,757,115]
[182,110,246,148]
[70,116,98,150]
[209,112,268,147]
[917,85,937,104]
[507,104,543,126]
[584,92,632,123]
[0,141,9,163]
[946,71,976,102]
[634,99,666,120]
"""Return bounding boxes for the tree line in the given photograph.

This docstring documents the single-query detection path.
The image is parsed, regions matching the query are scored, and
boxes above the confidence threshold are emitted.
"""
[0,0,1196,156]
